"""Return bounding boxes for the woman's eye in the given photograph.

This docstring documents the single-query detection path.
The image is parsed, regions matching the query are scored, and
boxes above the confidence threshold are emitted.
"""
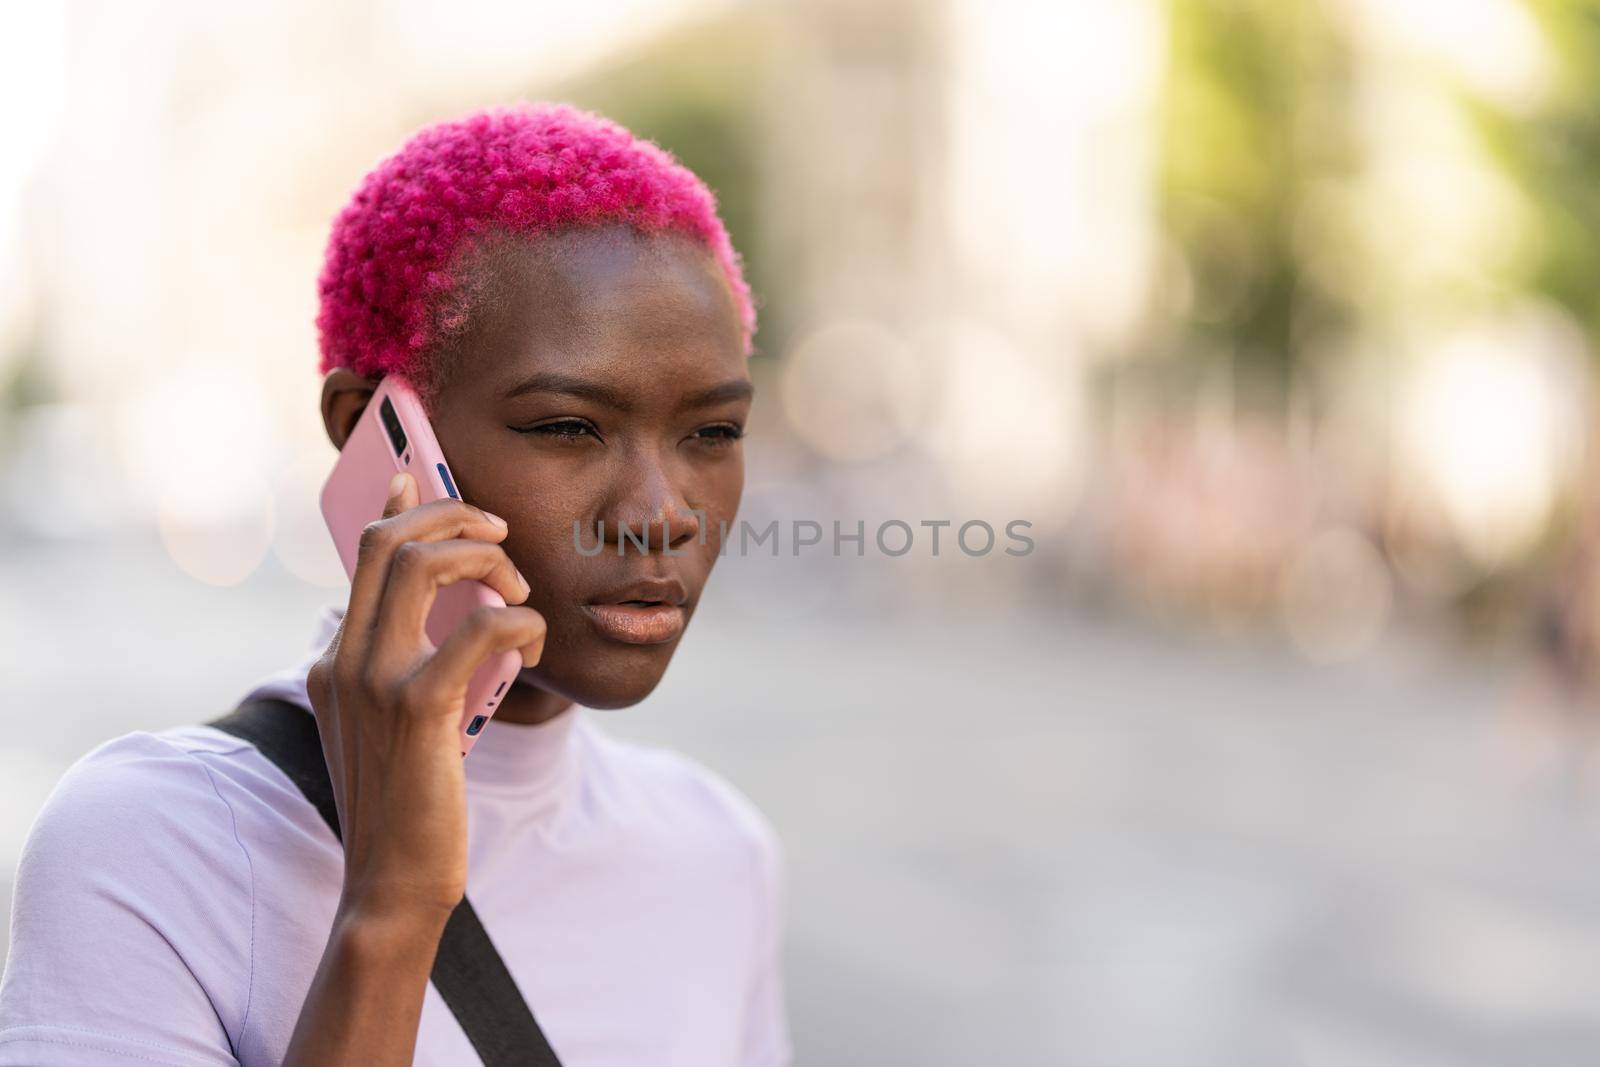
[693,423,745,445]
[511,419,600,442]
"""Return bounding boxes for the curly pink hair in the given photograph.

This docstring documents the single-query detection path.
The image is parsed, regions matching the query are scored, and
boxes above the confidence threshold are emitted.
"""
[315,103,756,385]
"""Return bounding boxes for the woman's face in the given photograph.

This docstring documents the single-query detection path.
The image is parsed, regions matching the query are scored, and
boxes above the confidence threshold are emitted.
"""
[423,224,751,709]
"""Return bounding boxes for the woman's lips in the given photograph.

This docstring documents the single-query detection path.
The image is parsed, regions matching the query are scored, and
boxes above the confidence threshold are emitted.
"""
[582,602,686,645]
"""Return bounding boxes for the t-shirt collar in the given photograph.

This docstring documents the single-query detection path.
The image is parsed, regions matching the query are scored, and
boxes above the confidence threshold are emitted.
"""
[245,605,585,809]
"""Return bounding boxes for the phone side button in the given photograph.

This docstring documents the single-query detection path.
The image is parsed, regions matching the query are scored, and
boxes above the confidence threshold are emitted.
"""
[437,462,460,500]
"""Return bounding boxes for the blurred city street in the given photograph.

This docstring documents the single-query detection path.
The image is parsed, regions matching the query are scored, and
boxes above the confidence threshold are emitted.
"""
[7,535,1600,1066]
[9,1,1600,1062]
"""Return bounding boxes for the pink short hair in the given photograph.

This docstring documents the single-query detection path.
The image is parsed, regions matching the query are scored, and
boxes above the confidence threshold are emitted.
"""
[315,103,756,384]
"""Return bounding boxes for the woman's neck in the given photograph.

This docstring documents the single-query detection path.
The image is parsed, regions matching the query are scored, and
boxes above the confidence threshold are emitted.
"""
[493,679,576,726]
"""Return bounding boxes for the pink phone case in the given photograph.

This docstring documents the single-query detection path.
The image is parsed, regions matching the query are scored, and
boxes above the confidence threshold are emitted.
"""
[320,377,522,756]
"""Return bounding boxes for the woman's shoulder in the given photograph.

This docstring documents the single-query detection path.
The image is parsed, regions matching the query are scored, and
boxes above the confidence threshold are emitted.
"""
[21,728,257,868]
[39,720,284,807]
[2,729,266,1062]
[21,719,331,880]
[36,726,242,812]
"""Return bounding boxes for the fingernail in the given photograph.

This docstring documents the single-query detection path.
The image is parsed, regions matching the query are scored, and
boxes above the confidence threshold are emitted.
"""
[388,473,407,497]
[482,510,508,528]
[517,569,530,595]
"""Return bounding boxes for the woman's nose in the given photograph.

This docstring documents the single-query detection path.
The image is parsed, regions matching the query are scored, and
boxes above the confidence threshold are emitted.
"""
[604,461,702,554]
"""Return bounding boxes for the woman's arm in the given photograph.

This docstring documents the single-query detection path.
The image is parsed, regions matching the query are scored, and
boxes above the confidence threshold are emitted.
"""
[283,898,451,1062]
[283,472,544,1066]
[280,895,444,1062]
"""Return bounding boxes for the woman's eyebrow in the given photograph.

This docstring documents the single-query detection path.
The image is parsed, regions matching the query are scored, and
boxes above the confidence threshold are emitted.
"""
[500,372,754,412]
[502,371,633,411]
[677,379,755,411]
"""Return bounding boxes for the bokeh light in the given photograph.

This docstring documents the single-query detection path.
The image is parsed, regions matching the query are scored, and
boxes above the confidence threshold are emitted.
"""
[1397,308,1588,567]
[779,319,926,464]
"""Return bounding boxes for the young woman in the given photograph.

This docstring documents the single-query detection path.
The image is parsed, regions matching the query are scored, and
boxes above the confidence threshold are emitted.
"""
[0,104,789,1066]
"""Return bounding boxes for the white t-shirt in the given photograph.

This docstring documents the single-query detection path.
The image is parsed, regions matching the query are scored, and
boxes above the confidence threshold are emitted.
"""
[0,609,791,1066]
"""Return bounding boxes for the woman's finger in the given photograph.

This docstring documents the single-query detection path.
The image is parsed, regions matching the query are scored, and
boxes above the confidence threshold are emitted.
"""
[404,605,547,719]
[367,538,530,672]
[341,480,508,658]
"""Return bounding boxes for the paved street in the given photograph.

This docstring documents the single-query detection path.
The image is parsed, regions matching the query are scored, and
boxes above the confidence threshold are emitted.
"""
[5,536,1600,1065]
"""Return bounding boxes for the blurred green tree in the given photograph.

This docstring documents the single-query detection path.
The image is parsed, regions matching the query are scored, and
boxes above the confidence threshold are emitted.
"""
[1159,0,1359,402]
[1474,2,1600,343]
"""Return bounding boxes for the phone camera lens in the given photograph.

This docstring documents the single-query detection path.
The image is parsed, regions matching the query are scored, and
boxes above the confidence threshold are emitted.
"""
[379,397,408,456]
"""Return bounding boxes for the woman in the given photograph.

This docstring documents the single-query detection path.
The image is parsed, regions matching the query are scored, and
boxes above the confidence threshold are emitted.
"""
[0,103,789,1066]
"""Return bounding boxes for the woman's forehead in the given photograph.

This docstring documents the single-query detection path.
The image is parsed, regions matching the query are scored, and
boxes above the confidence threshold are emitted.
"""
[489,227,739,343]
[450,226,747,397]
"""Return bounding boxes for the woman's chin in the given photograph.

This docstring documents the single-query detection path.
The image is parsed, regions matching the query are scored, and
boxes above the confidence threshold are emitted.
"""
[515,654,672,711]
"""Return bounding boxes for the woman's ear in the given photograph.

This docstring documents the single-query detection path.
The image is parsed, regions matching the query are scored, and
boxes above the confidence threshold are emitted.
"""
[321,369,379,450]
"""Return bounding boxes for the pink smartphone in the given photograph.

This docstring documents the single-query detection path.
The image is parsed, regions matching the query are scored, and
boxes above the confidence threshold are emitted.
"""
[320,377,522,756]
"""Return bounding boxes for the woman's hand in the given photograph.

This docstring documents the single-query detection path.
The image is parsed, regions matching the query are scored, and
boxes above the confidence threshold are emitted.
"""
[285,471,545,1066]
[307,471,545,916]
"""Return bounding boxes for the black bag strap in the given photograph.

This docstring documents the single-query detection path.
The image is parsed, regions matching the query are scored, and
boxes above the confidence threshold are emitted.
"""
[208,698,563,1067]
